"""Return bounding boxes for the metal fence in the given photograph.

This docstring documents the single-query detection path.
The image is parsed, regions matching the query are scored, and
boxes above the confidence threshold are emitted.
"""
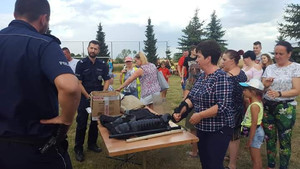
[60,41,169,59]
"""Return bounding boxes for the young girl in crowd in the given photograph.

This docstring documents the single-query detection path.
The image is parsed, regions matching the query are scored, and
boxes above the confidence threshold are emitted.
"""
[158,61,171,99]
[261,53,273,72]
[239,79,265,169]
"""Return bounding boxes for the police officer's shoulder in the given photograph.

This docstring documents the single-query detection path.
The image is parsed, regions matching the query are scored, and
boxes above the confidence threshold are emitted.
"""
[42,33,61,44]
[77,57,90,66]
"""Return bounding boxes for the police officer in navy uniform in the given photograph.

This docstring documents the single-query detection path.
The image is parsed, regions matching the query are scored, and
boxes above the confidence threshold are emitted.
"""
[74,40,110,162]
[0,0,81,169]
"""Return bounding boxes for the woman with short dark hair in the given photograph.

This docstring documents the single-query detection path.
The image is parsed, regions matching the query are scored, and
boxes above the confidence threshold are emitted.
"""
[173,40,234,169]
[242,50,263,81]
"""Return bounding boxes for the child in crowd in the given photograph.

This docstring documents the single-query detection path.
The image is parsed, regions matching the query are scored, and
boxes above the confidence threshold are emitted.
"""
[239,79,265,169]
[108,74,116,91]
[158,61,171,99]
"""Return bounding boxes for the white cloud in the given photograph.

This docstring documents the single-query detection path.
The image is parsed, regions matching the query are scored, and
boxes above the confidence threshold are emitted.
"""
[0,0,298,58]
[0,14,13,28]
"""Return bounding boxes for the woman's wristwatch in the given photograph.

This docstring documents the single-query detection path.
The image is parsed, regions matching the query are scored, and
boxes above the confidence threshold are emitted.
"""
[278,91,282,97]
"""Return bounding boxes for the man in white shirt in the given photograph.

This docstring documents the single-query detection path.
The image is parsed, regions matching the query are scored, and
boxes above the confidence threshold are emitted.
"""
[253,41,262,64]
[62,47,79,73]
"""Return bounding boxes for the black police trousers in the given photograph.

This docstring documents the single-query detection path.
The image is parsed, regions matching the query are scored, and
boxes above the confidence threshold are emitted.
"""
[74,98,98,151]
[0,141,72,169]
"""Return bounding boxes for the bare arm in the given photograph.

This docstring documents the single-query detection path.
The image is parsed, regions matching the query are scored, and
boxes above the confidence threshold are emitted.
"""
[246,104,260,148]
[265,77,300,98]
[183,90,190,100]
[181,66,186,79]
[119,69,126,84]
[119,73,123,84]
[177,65,182,77]
[263,77,300,98]
[281,77,300,97]
[103,80,110,91]
[78,80,90,99]
[40,74,81,125]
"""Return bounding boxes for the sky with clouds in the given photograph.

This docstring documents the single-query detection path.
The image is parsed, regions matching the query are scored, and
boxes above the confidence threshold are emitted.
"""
[0,0,298,59]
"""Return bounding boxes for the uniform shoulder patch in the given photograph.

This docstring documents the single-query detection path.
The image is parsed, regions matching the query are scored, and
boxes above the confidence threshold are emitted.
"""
[43,34,61,44]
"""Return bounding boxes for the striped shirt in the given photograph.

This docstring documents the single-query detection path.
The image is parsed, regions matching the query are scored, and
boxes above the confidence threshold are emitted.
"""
[189,69,234,132]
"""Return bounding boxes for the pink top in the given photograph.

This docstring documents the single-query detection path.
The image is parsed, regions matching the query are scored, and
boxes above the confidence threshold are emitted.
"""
[242,66,263,81]
[140,63,161,98]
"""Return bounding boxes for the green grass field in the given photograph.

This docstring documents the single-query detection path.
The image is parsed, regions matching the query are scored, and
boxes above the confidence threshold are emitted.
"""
[68,74,300,169]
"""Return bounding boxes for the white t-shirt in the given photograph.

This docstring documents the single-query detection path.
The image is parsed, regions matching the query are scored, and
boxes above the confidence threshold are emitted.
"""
[262,62,300,105]
[69,58,79,73]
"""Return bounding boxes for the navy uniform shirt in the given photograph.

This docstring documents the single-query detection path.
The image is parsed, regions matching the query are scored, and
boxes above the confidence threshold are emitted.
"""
[0,20,74,138]
[75,57,110,95]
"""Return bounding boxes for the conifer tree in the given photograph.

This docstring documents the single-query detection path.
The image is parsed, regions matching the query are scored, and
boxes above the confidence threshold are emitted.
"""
[278,4,300,44]
[206,10,227,51]
[96,23,110,58]
[143,18,158,64]
[178,9,205,51]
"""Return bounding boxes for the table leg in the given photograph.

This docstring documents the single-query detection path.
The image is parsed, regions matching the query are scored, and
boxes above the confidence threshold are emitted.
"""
[142,152,146,169]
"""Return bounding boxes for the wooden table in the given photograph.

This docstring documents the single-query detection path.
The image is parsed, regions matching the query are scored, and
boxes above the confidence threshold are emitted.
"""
[98,121,199,168]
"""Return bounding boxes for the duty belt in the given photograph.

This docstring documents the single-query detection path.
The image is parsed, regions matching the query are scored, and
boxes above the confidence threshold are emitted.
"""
[0,136,48,146]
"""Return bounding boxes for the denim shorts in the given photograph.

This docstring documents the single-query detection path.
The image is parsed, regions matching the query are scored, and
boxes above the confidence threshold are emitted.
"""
[251,126,265,149]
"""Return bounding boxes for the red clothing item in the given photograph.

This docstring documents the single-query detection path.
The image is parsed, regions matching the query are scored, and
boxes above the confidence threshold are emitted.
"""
[158,67,171,82]
[178,56,187,77]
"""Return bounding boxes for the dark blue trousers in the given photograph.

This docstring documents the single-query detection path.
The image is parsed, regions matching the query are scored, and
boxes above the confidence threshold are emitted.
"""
[0,141,72,169]
[197,126,233,169]
[74,98,98,151]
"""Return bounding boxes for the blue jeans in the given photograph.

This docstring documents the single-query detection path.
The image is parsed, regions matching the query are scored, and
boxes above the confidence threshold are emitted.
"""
[181,77,187,90]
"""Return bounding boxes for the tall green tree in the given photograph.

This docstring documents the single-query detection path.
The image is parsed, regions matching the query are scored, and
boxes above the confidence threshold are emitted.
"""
[205,10,227,51]
[178,9,205,51]
[275,35,286,44]
[117,49,132,59]
[143,18,158,64]
[278,4,300,45]
[96,23,110,58]
[173,52,182,62]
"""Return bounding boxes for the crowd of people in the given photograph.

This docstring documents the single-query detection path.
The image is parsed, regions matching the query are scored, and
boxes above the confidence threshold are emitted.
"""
[0,0,300,169]
[172,40,300,169]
